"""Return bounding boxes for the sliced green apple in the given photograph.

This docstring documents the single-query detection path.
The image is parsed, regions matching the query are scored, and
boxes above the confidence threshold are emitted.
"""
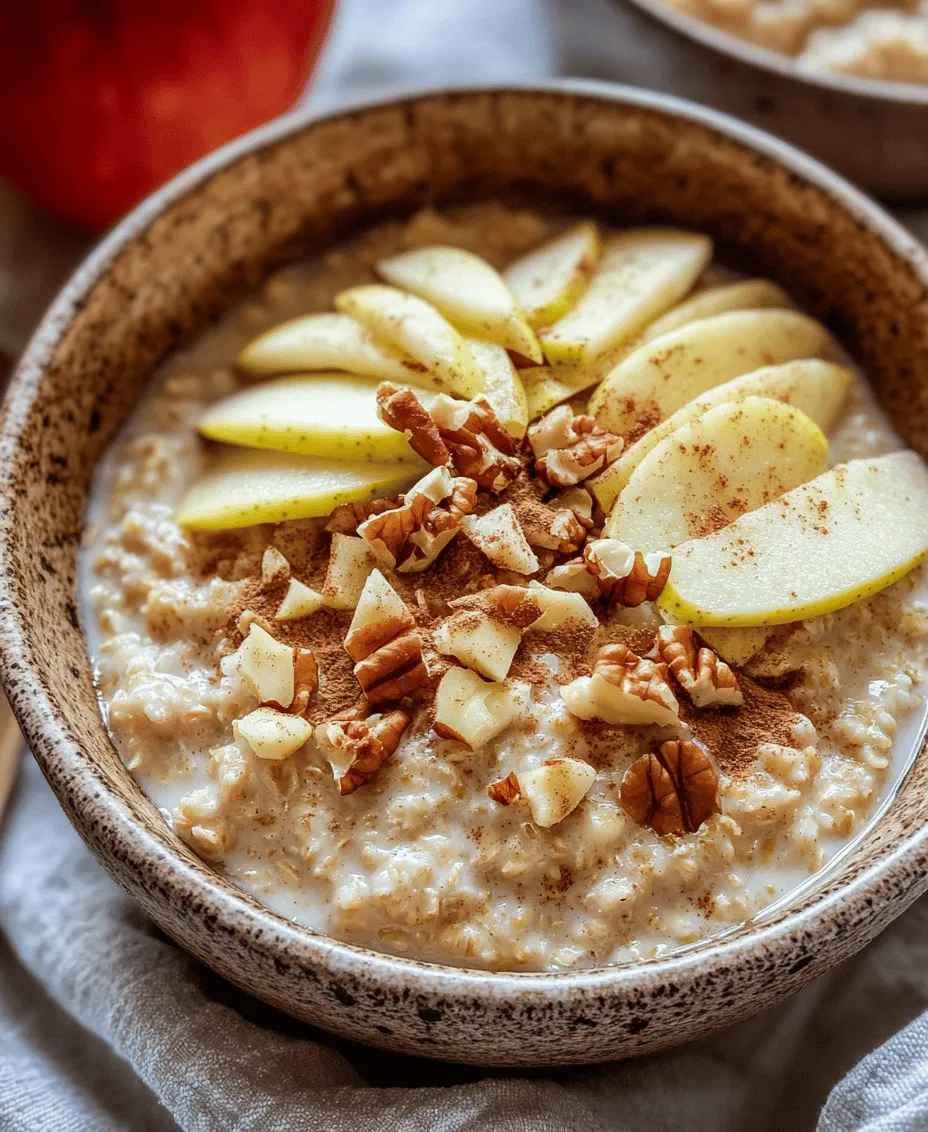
[175,448,418,531]
[538,229,712,367]
[467,338,529,437]
[639,278,793,344]
[376,246,542,363]
[503,221,601,329]
[520,365,593,421]
[591,359,852,510]
[237,312,427,384]
[197,374,428,464]
[607,397,828,550]
[658,452,928,627]
[335,284,484,397]
[590,309,837,439]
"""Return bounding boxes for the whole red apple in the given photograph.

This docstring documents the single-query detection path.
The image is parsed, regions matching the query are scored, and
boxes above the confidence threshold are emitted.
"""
[0,0,334,230]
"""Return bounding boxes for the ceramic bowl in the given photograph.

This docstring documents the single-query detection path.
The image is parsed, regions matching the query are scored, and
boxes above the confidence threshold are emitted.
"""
[606,0,928,201]
[3,82,928,1068]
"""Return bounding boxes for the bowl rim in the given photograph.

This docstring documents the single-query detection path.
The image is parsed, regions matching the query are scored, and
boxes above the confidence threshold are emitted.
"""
[621,0,928,106]
[4,78,928,1002]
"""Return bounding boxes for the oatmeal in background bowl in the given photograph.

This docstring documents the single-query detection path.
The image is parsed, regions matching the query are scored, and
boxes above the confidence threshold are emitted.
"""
[82,202,928,973]
[661,0,928,84]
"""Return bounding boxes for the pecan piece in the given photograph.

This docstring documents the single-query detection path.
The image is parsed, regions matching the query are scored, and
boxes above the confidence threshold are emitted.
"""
[583,539,672,607]
[528,405,623,487]
[620,739,720,835]
[487,771,522,806]
[316,708,410,795]
[289,648,319,715]
[326,497,401,535]
[358,466,478,573]
[448,584,543,629]
[561,642,680,727]
[376,382,522,491]
[344,570,430,705]
[657,625,744,708]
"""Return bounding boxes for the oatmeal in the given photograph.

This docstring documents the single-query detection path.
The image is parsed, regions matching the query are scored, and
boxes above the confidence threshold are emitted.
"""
[81,204,928,971]
[662,0,928,84]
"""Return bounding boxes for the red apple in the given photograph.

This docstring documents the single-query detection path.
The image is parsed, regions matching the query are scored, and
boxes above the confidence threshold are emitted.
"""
[0,0,334,230]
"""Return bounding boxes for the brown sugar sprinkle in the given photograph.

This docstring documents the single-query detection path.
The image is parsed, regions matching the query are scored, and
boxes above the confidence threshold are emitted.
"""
[682,674,799,779]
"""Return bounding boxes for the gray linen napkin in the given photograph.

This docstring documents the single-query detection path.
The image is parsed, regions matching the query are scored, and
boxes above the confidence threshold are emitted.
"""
[3,1,928,1128]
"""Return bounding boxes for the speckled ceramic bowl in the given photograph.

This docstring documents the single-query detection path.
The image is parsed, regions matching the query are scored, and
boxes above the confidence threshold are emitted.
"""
[608,0,928,200]
[2,82,928,1067]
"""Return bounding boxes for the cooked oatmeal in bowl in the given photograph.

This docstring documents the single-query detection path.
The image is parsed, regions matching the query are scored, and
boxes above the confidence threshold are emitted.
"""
[81,202,928,973]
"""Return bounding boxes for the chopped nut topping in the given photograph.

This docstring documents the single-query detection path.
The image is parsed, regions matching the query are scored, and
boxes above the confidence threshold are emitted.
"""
[520,500,587,554]
[358,466,478,573]
[316,707,411,794]
[449,584,543,629]
[657,625,744,708]
[620,739,720,835]
[344,570,430,704]
[528,405,623,487]
[583,539,672,607]
[326,497,401,535]
[487,771,522,806]
[561,642,680,727]
[376,382,521,491]
[290,648,319,715]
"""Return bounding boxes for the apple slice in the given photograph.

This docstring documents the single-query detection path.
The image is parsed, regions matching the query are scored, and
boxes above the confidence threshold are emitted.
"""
[639,278,793,344]
[233,707,312,761]
[275,578,326,621]
[197,374,428,464]
[519,758,597,827]
[590,309,837,439]
[335,284,484,397]
[377,245,542,363]
[538,229,712,367]
[503,221,601,328]
[658,451,928,627]
[467,338,529,437]
[434,611,522,682]
[433,668,525,748]
[323,534,378,611]
[237,312,428,384]
[697,626,773,668]
[520,365,596,421]
[607,398,829,551]
[591,359,853,510]
[175,449,418,531]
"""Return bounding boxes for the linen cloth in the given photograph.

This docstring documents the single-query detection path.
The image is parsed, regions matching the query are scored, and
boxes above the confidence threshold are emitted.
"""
[3,1,928,1128]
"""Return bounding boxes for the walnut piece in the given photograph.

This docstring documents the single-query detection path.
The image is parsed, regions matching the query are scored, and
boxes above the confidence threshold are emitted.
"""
[520,500,588,555]
[561,642,680,727]
[528,405,623,487]
[315,707,410,794]
[487,771,522,806]
[448,584,543,629]
[620,739,720,835]
[657,625,744,708]
[357,465,478,573]
[583,539,672,607]
[326,497,401,535]
[376,382,521,491]
[344,570,430,704]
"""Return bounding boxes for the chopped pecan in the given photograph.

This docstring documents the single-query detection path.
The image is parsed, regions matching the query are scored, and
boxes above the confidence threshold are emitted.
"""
[290,648,319,715]
[487,771,522,806]
[376,382,522,491]
[519,499,587,555]
[583,539,672,607]
[594,643,680,721]
[344,571,430,704]
[316,708,411,795]
[657,625,744,708]
[448,584,543,629]
[326,497,401,535]
[620,739,720,835]
[528,405,623,487]
[358,466,478,573]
